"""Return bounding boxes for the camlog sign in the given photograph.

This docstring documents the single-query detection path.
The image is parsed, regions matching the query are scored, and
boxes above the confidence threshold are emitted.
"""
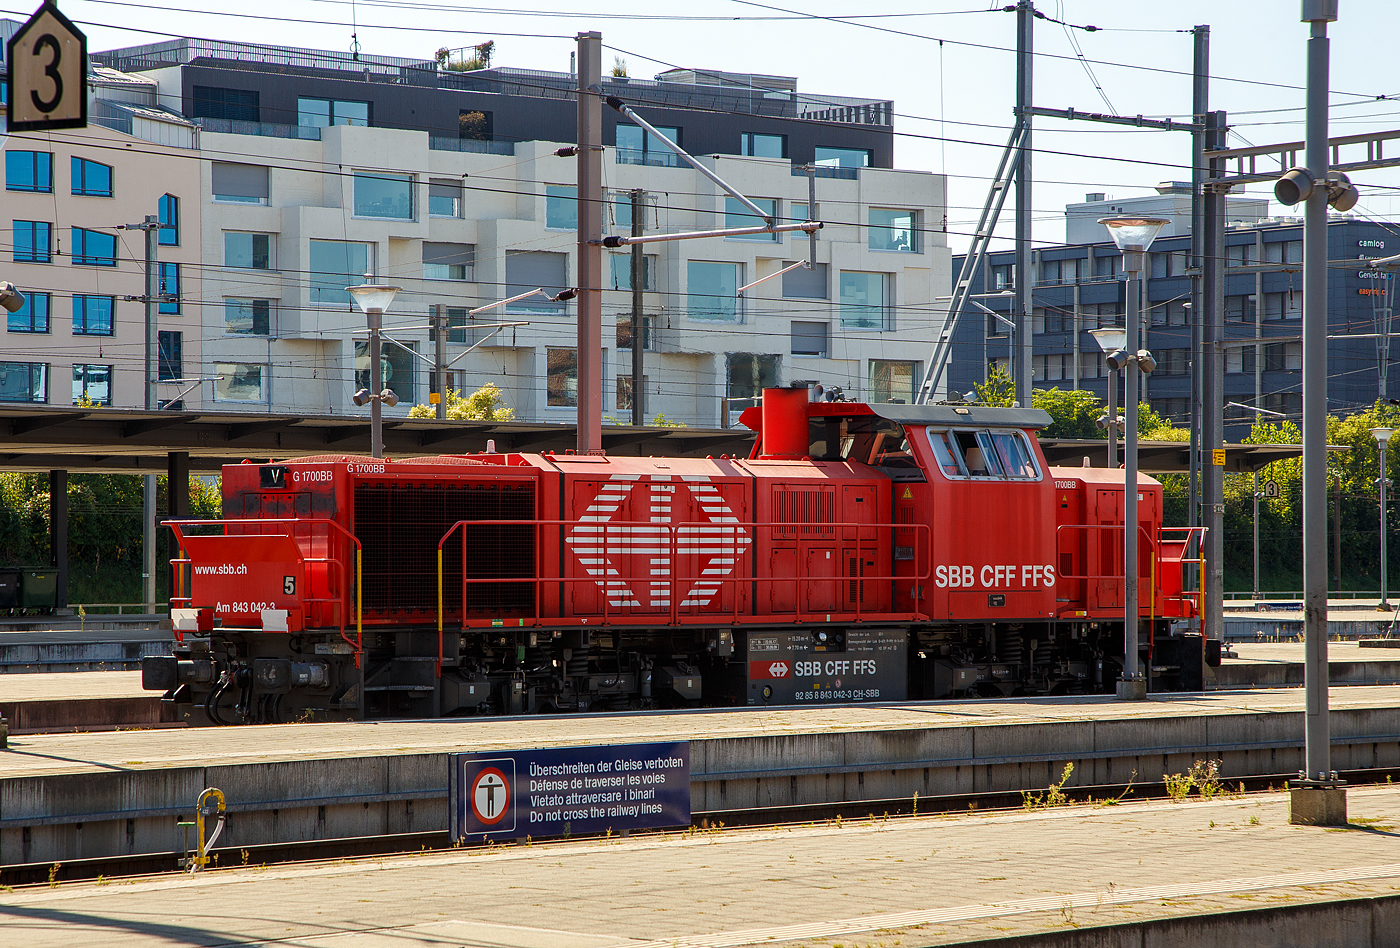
[449,741,690,842]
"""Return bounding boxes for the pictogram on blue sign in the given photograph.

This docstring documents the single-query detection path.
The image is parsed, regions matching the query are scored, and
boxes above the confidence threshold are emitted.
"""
[450,741,690,842]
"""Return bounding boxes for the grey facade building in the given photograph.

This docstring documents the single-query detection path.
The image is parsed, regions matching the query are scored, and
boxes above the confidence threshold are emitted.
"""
[950,201,1396,436]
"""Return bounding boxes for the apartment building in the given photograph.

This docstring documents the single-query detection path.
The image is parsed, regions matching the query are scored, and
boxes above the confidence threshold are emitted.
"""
[69,38,949,424]
[949,185,1395,434]
[2,29,202,411]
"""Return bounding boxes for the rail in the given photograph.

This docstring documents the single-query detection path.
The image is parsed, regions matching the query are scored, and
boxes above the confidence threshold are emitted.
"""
[165,518,363,666]
[436,519,930,677]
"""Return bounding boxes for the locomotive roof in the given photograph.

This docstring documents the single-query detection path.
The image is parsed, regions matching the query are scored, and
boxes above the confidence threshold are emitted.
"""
[811,402,1052,430]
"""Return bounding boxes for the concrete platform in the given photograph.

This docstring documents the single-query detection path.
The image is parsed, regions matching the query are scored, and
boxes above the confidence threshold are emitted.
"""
[0,672,173,733]
[3,686,1399,867]
[3,786,1400,948]
[0,628,173,674]
[1211,642,1400,689]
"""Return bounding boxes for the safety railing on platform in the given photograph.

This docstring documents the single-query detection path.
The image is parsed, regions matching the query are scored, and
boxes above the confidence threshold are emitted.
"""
[436,519,930,677]
[165,518,363,665]
[1054,524,1207,621]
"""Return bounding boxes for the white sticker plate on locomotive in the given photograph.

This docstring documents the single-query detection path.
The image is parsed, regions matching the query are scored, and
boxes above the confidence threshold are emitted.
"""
[745,629,906,705]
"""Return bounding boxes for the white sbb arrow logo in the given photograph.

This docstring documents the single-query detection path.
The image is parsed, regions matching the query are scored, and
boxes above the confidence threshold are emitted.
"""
[768,662,789,678]
[565,474,750,610]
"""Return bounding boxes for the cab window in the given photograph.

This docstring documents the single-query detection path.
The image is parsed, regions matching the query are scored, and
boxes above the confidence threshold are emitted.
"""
[927,427,1041,480]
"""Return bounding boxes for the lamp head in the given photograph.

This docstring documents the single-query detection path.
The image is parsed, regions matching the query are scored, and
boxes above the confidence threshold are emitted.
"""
[352,388,372,407]
[1105,349,1130,372]
[1089,326,1127,353]
[346,276,401,315]
[380,389,399,408]
[1274,167,1316,206]
[1098,217,1169,252]
[1373,426,1394,448]
[1135,349,1158,375]
[0,282,25,314]
[1325,171,1359,212]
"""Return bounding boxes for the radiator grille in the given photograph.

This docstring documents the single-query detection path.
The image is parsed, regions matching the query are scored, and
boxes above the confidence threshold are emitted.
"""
[773,489,834,537]
[353,480,535,616]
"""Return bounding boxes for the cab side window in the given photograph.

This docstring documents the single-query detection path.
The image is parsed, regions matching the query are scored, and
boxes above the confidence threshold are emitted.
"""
[928,427,1041,480]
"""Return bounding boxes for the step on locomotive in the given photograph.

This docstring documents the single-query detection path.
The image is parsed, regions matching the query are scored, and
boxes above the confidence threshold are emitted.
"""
[142,387,1205,724]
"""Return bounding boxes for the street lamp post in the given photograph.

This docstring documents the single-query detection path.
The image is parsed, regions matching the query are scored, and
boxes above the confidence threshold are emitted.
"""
[1373,426,1394,611]
[1089,327,1124,469]
[347,276,402,459]
[1099,217,1169,700]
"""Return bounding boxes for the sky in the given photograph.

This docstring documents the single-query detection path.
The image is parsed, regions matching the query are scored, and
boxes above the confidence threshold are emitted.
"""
[16,0,1400,255]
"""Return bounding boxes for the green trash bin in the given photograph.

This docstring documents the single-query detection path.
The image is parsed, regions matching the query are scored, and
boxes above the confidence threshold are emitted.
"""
[18,568,59,610]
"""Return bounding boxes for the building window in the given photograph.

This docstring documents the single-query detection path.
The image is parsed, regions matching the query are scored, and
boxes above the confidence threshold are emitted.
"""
[159,263,181,314]
[609,253,655,291]
[868,209,917,253]
[429,179,463,218]
[224,298,272,335]
[423,242,475,282]
[71,158,113,197]
[726,353,778,400]
[431,307,470,345]
[214,363,265,402]
[192,86,260,122]
[1161,299,1189,326]
[72,364,112,405]
[814,146,871,169]
[1157,348,1190,376]
[839,271,890,330]
[14,221,52,262]
[1264,341,1303,372]
[790,202,813,223]
[741,132,786,158]
[212,162,269,205]
[0,362,48,403]
[791,321,829,357]
[616,316,654,351]
[616,375,646,412]
[616,123,680,167]
[1079,351,1103,379]
[159,194,180,246]
[504,251,568,313]
[353,172,413,220]
[688,261,740,322]
[72,295,115,336]
[71,227,117,267]
[298,97,369,128]
[1093,255,1119,279]
[224,232,272,269]
[990,263,1015,291]
[355,340,415,403]
[1264,240,1303,264]
[158,331,183,381]
[6,151,52,192]
[1263,392,1302,417]
[1226,345,1257,375]
[782,261,828,300]
[1264,291,1302,320]
[1150,250,1187,279]
[1225,294,1257,321]
[8,291,50,333]
[546,347,577,407]
[545,185,577,230]
[869,360,918,404]
[1226,243,1258,267]
[726,197,778,241]
[309,240,371,305]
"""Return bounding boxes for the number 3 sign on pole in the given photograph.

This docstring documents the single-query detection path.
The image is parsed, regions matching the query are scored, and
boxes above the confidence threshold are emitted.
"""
[6,1,88,132]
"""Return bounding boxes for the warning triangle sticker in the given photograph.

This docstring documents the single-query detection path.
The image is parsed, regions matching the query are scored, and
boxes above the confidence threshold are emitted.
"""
[902,487,913,499]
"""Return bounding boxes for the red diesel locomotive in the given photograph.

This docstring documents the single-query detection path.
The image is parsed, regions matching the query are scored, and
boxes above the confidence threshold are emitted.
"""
[143,388,1205,724]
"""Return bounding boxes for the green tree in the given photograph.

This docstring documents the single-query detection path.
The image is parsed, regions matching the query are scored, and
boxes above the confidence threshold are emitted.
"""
[1031,387,1103,440]
[407,382,515,421]
[971,364,1016,407]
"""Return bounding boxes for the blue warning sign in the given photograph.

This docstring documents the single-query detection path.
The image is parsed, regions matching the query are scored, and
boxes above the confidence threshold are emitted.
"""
[450,742,690,841]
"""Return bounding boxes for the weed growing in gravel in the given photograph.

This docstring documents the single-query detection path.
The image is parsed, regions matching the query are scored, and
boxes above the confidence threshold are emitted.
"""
[1022,763,1074,810]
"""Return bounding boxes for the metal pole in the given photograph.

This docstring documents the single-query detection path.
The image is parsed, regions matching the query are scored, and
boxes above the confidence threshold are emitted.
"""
[631,188,644,426]
[1106,369,1117,469]
[1382,441,1390,610]
[1300,0,1334,791]
[1189,26,1210,543]
[807,164,818,265]
[1120,251,1145,699]
[1202,110,1227,645]
[433,303,447,421]
[369,308,383,459]
[1014,0,1034,409]
[576,31,603,454]
[1260,470,1271,599]
[143,214,158,613]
